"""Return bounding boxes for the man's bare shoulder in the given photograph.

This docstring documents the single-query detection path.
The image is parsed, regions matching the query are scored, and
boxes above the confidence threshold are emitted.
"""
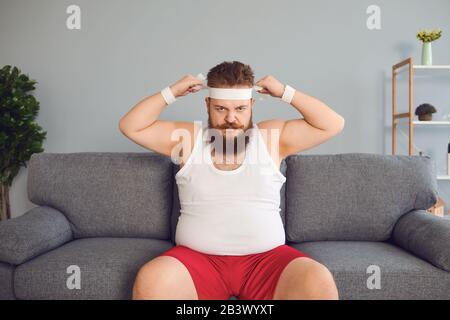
[256,119,285,132]
[178,122,200,168]
[256,119,286,141]
[256,119,286,166]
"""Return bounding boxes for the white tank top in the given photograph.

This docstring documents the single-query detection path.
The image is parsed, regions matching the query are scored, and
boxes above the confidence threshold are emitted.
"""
[174,123,287,255]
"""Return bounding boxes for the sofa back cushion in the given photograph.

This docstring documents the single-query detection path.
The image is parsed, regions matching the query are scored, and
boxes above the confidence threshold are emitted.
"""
[285,153,438,242]
[28,152,174,239]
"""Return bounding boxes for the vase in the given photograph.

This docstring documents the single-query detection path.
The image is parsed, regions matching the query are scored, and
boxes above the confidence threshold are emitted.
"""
[421,42,432,65]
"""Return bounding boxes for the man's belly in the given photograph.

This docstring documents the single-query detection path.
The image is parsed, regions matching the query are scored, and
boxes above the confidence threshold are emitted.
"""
[174,206,286,255]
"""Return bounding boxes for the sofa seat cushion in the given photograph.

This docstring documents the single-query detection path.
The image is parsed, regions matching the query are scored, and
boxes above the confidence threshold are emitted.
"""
[290,241,450,299]
[0,262,15,299]
[14,238,174,299]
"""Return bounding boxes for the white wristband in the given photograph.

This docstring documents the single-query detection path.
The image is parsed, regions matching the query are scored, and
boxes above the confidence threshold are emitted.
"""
[281,85,296,104]
[161,86,177,105]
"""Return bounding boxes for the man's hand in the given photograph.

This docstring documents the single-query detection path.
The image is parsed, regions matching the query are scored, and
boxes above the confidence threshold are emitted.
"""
[255,75,285,98]
[170,74,204,98]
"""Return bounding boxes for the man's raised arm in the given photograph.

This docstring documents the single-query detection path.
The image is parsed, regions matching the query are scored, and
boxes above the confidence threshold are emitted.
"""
[118,74,203,158]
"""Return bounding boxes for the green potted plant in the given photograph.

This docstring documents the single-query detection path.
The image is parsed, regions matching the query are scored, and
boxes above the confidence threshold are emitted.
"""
[416,29,442,65]
[0,65,47,220]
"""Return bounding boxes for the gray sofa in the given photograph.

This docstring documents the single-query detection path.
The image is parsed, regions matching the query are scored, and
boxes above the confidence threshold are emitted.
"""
[0,152,449,300]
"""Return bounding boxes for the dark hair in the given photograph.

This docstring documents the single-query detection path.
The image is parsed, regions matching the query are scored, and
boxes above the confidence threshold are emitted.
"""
[207,61,254,88]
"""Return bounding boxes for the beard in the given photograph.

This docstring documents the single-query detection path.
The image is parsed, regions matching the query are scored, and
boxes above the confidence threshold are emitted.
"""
[207,111,253,157]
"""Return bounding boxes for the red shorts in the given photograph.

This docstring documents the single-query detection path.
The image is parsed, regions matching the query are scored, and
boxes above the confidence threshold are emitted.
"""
[159,244,311,300]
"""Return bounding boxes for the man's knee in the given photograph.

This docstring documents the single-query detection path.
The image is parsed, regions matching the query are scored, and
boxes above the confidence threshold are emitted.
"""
[276,257,339,300]
[132,256,198,300]
[301,260,339,299]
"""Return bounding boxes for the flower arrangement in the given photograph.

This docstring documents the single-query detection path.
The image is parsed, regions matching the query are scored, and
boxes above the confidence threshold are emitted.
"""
[416,29,442,65]
[416,29,442,43]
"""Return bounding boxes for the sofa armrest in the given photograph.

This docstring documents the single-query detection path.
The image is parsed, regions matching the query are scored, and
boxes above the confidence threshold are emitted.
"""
[0,206,73,265]
[392,209,450,272]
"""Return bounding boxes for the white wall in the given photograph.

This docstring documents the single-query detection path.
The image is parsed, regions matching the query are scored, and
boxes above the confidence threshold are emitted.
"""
[1,0,449,217]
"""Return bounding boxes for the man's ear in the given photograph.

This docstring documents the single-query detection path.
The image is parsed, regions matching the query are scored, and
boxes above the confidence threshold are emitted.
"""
[205,97,209,110]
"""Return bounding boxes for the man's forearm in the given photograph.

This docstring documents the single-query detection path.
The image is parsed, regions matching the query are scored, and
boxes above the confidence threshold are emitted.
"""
[119,92,168,133]
[289,89,345,132]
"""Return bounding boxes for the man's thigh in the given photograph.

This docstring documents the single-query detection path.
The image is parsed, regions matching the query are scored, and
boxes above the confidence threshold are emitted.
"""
[238,245,311,300]
[159,245,232,300]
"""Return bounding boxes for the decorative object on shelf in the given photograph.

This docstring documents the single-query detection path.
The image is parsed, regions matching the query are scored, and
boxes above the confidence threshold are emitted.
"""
[416,29,442,65]
[427,197,445,217]
[448,142,450,175]
[415,103,437,121]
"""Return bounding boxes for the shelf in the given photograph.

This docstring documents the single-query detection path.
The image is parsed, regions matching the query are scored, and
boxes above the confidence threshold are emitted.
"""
[395,120,450,125]
[437,175,450,180]
[396,64,450,74]
[413,65,450,70]
[413,121,450,125]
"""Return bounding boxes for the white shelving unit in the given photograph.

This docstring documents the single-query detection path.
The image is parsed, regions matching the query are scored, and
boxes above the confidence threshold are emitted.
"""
[397,120,450,180]
[411,121,450,180]
[392,57,450,216]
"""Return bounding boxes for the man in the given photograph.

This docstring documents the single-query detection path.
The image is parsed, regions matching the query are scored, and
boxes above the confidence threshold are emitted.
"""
[119,61,344,300]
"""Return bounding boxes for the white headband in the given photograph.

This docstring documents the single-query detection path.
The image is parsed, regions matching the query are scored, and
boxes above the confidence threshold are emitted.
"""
[208,87,254,100]
[196,73,263,100]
